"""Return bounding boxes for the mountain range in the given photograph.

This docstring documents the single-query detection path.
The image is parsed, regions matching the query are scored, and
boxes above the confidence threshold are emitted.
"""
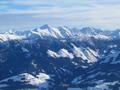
[0,24,120,90]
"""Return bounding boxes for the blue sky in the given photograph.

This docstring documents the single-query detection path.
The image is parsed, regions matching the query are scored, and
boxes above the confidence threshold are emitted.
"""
[0,0,120,31]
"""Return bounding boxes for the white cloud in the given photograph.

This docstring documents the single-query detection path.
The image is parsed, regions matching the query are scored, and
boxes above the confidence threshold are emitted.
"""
[0,0,120,30]
[12,0,52,6]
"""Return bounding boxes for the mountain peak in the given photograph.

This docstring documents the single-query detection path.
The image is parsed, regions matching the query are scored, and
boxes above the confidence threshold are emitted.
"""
[40,24,52,29]
[80,27,102,35]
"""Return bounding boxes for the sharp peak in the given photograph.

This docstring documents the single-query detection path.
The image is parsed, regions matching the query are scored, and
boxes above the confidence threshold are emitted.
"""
[33,24,53,31]
[40,24,53,29]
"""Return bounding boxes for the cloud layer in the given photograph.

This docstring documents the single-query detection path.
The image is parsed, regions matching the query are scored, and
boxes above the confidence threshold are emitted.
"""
[0,0,120,31]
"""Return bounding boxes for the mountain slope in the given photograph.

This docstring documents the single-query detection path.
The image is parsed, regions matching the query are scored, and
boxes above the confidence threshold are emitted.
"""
[0,73,50,89]
[0,25,120,89]
[72,51,120,90]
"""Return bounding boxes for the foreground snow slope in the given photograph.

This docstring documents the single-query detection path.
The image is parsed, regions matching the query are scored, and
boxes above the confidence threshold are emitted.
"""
[0,73,50,89]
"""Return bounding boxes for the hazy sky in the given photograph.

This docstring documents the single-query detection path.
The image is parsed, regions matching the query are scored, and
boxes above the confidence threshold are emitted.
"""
[0,0,120,31]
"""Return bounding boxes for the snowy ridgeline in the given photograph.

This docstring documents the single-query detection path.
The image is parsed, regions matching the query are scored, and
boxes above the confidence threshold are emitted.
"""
[0,24,118,42]
[47,44,98,63]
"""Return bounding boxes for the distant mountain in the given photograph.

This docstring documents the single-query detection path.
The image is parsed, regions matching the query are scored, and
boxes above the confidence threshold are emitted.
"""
[0,25,120,90]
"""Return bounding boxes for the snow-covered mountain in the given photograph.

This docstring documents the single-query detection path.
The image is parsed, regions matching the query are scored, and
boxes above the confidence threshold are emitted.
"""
[0,24,120,90]
[16,24,72,40]
[72,51,120,90]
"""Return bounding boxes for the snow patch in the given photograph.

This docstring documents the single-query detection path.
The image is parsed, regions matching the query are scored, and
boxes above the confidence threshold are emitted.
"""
[47,49,74,59]
[0,73,50,87]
